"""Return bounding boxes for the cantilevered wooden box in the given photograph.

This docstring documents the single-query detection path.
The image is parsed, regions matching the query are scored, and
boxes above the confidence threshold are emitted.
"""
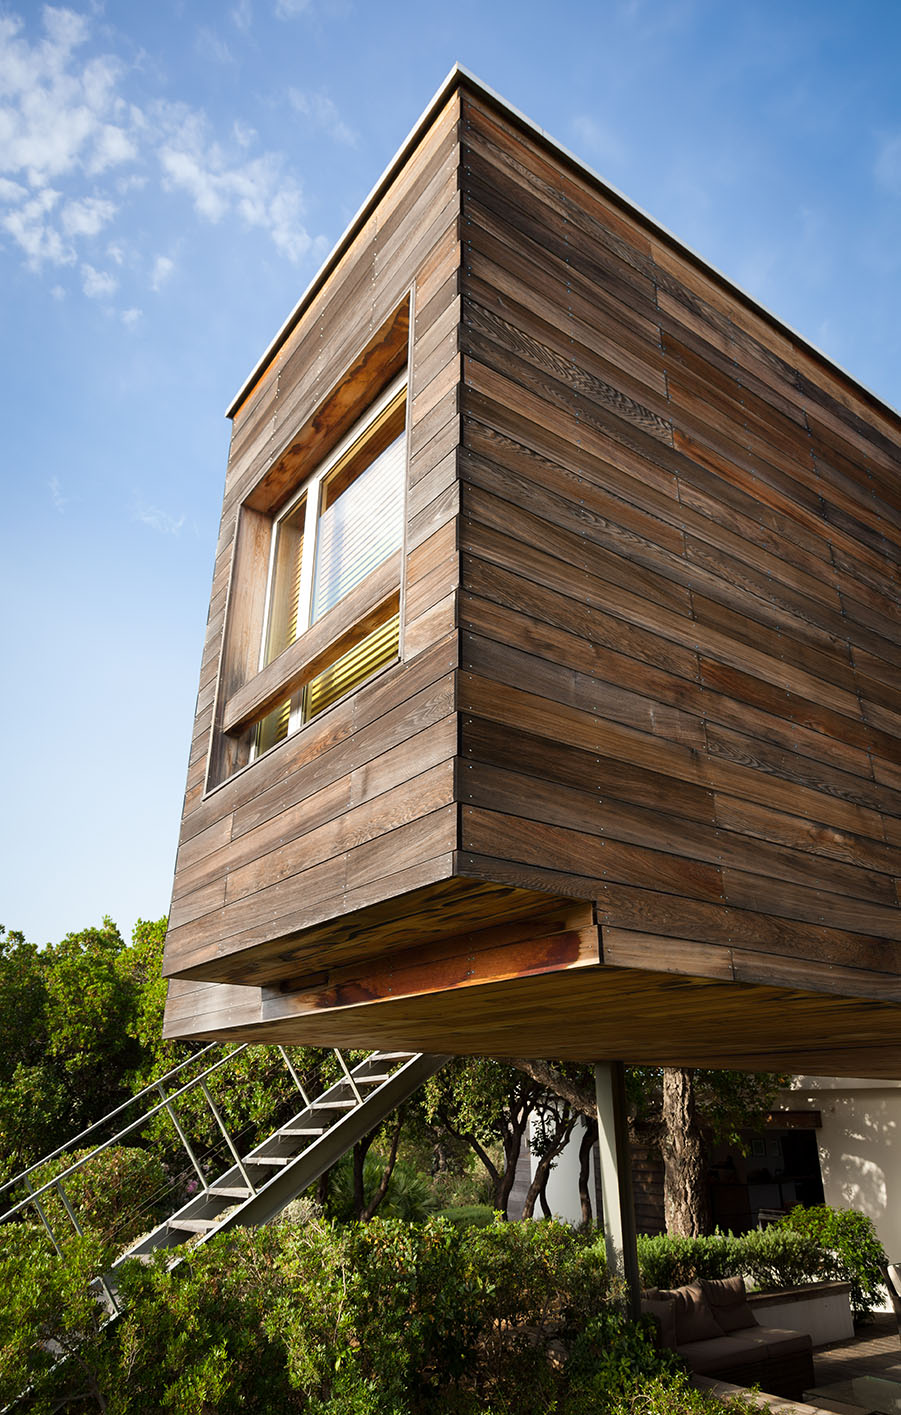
[163,69,901,1075]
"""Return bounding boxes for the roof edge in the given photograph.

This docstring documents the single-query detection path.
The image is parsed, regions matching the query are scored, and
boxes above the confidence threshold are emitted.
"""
[227,63,901,432]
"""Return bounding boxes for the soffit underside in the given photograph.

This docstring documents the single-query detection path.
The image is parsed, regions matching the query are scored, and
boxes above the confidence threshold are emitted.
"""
[192,962,901,1079]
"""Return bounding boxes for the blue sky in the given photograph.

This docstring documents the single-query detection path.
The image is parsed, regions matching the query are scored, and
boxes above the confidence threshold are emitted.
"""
[2,0,900,947]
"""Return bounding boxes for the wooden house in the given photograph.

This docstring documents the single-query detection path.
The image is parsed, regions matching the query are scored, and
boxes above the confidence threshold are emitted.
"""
[163,68,901,1078]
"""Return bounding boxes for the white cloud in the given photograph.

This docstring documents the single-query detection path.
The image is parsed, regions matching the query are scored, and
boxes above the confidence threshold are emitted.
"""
[195,27,234,65]
[134,502,185,535]
[81,262,117,298]
[150,253,174,289]
[61,195,116,237]
[121,306,141,326]
[875,134,901,195]
[157,108,312,260]
[275,0,312,17]
[289,88,357,146]
[0,176,28,204]
[48,475,69,512]
[0,6,318,286]
[2,186,74,268]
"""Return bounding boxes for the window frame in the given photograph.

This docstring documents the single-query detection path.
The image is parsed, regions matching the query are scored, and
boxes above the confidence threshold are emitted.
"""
[249,371,407,757]
[205,295,412,795]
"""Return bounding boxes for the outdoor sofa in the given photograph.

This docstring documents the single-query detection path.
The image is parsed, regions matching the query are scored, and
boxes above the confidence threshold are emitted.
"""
[641,1276,816,1398]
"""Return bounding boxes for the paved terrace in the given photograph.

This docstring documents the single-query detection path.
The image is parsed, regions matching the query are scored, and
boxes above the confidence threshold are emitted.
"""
[701,1314,901,1415]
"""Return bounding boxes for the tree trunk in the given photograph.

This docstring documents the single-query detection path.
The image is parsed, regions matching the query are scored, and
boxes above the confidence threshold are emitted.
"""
[578,1119,598,1227]
[520,1106,574,1219]
[352,1132,375,1219]
[361,1113,403,1221]
[660,1068,711,1236]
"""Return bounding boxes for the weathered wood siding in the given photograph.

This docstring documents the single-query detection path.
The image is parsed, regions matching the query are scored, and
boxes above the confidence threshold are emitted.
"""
[455,90,901,1002]
[163,94,466,991]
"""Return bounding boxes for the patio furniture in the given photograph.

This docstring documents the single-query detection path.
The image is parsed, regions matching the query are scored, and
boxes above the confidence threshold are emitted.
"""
[642,1276,816,1399]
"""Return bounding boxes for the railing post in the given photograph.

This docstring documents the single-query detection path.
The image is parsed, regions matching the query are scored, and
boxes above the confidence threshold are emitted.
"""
[199,1081,257,1196]
[55,1181,120,1316]
[23,1175,61,1255]
[334,1049,363,1106]
[278,1046,311,1109]
[156,1082,208,1193]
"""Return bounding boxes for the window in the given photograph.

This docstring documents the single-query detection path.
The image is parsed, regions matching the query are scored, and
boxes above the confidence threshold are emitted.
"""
[251,371,407,757]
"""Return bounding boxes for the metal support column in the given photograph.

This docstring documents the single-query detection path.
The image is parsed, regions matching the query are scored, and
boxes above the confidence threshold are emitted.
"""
[594,1061,640,1318]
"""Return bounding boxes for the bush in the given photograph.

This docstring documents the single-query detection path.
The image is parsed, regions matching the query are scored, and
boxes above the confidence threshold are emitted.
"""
[324,1151,438,1224]
[736,1226,826,1291]
[779,1205,886,1319]
[636,1233,736,1289]
[637,1226,827,1292]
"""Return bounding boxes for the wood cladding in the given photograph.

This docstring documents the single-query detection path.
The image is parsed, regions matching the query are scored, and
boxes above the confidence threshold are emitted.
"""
[164,73,901,1074]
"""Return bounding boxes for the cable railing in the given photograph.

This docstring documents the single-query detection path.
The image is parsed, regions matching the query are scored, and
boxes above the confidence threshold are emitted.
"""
[0,1042,354,1296]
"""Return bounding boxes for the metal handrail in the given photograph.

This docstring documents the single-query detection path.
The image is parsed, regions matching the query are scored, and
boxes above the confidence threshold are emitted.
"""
[0,1043,252,1224]
[0,1040,222,1200]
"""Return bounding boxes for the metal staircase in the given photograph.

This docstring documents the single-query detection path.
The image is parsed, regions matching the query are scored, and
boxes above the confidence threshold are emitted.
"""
[0,1043,450,1310]
[116,1049,449,1268]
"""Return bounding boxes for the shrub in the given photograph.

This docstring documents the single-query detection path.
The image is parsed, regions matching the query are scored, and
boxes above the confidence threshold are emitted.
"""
[736,1226,826,1291]
[563,1308,682,1414]
[779,1204,886,1319]
[636,1232,736,1289]
[636,1226,827,1292]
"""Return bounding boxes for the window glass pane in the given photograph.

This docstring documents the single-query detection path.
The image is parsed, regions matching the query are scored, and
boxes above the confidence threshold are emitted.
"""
[255,698,292,755]
[305,611,400,720]
[264,496,306,664]
[312,430,405,622]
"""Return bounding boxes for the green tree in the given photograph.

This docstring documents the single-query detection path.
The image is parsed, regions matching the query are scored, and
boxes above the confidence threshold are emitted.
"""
[0,920,144,1178]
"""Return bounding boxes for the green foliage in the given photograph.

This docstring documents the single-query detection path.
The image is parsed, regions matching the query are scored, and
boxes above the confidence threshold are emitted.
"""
[1,1213,678,1414]
[779,1204,887,1319]
[0,1224,117,1413]
[32,1145,169,1249]
[564,1309,683,1414]
[636,1232,738,1289]
[115,1227,294,1414]
[0,919,144,1177]
[636,1226,827,1291]
[628,1066,789,1149]
[737,1225,827,1291]
[596,1370,763,1415]
[439,1203,498,1227]
[324,1151,438,1223]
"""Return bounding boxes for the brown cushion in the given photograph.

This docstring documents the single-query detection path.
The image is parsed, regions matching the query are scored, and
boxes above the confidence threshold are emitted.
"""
[756,1326,813,1359]
[641,1297,677,1348]
[700,1275,759,1332]
[675,1334,761,1374]
[658,1283,723,1344]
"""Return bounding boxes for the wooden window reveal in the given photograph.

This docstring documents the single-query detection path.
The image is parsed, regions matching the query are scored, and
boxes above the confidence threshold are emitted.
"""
[249,376,407,759]
[207,300,411,792]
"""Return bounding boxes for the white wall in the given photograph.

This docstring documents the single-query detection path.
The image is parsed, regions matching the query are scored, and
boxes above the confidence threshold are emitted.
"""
[784,1076,901,1265]
[528,1116,596,1225]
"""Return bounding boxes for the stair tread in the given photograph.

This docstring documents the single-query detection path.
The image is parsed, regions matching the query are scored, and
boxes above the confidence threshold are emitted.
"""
[169,1218,220,1232]
[280,1127,327,1136]
[209,1186,252,1198]
[311,1099,358,1108]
